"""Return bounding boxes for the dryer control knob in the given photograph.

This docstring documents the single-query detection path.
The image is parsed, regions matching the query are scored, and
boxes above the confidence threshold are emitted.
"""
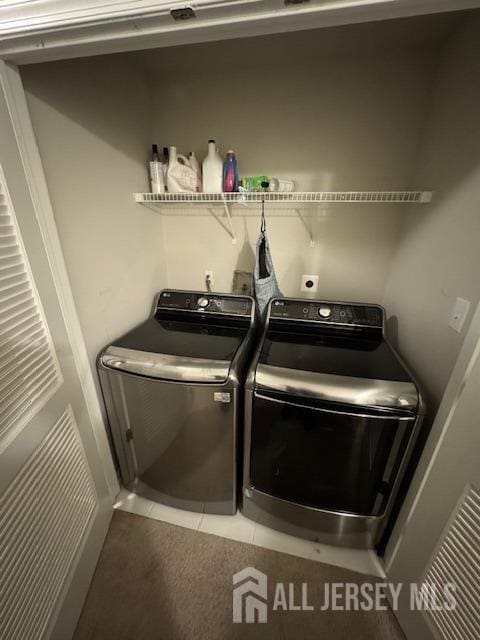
[197,296,210,308]
[318,305,332,319]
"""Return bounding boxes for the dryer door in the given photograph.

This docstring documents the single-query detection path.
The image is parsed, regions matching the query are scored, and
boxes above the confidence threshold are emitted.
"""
[249,392,415,517]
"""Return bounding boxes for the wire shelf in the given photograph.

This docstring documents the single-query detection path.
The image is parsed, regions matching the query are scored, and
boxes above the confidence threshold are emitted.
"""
[135,190,433,244]
[135,191,432,204]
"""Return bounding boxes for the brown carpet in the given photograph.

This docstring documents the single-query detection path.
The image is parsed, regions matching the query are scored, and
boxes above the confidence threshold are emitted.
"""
[74,511,405,640]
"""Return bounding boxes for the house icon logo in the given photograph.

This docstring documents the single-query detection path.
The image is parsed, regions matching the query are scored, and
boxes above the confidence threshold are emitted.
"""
[232,567,268,623]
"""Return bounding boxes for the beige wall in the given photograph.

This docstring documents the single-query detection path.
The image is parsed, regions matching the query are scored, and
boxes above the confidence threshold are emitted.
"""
[149,28,439,300]
[383,16,480,408]
[22,56,168,368]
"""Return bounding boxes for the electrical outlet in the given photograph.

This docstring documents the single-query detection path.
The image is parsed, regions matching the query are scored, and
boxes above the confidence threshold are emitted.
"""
[449,297,470,333]
[301,274,319,293]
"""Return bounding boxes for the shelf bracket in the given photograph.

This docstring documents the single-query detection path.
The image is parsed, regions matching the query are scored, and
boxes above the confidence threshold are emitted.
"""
[222,197,237,244]
[296,209,315,247]
[208,197,237,244]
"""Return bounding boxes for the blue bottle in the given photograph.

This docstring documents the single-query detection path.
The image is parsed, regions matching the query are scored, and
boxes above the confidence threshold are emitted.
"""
[223,150,239,192]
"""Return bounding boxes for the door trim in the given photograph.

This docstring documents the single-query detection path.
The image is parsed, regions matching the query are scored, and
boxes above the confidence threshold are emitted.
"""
[0,60,119,500]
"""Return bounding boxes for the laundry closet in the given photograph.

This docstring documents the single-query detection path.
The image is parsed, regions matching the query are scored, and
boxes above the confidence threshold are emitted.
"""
[16,12,479,415]
[0,3,479,639]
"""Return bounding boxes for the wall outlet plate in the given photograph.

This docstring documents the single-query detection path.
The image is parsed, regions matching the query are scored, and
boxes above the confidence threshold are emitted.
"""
[301,274,319,293]
[449,297,471,333]
[232,270,253,295]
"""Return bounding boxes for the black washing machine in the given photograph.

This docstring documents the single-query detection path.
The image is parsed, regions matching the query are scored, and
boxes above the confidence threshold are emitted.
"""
[242,297,425,548]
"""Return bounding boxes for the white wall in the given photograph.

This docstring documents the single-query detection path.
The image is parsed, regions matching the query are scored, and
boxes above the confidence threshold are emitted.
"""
[22,55,168,367]
[148,27,440,299]
[383,15,480,408]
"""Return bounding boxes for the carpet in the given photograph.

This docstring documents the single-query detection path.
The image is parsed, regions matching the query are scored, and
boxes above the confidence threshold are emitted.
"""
[73,510,405,640]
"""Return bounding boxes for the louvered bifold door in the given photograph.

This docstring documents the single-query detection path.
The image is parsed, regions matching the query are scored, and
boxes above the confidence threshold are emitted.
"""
[422,485,480,640]
[0,61,113,640]
[0,164,61,445]
[0,408,98,640]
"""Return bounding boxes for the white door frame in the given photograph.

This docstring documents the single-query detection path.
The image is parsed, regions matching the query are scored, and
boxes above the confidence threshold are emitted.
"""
[0,59,119,501]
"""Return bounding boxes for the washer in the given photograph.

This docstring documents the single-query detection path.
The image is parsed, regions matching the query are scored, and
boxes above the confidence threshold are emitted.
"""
[98,289,256,515]
[242,297,425,548]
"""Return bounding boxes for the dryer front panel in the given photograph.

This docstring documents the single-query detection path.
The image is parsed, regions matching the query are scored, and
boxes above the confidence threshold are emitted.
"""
[249,392,414,517]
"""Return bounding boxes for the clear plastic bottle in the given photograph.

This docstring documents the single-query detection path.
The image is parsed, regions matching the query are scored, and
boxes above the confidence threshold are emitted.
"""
[149,144,165,194]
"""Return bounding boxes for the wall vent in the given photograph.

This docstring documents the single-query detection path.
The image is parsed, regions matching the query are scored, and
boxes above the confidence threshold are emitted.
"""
[0,165,61,443]
[0,408,98,640]
[422,484,480,640]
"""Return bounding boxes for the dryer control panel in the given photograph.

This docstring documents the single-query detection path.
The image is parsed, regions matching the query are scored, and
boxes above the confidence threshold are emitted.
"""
[157,290,253,317]
[269,299,384,328]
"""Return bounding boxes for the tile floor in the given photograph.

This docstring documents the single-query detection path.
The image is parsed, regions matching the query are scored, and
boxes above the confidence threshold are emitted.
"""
[114,488,385,578]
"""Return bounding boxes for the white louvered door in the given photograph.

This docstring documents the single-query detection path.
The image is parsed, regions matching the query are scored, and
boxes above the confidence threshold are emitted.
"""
[0,163,61,442]
[386,302,480,640]
[0,62,114,639]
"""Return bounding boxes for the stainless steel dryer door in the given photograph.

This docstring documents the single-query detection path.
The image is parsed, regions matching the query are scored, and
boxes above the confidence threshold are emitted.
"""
[249,391,415,517]
[100,367,238,514]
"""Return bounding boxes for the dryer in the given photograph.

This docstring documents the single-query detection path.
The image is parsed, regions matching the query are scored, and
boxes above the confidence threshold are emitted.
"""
[242,297,425,548]
[98,289,256,515]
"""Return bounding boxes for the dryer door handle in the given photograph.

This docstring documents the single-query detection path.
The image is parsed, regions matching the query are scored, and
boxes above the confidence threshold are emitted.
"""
[255,364,418,411]
[254,392,415,421]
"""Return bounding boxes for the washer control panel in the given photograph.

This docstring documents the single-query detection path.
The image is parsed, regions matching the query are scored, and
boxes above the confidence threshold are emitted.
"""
[270,299,384,328]
[157,290,253,316]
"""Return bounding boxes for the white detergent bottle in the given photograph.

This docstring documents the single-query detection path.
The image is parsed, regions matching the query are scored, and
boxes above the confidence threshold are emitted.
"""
[188,152,202,192]
[202,140,223,193]
[167,146,197,193]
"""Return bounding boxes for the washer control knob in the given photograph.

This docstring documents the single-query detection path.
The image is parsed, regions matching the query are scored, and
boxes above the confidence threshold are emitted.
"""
[318,305,332,319]
[197,296,210,309]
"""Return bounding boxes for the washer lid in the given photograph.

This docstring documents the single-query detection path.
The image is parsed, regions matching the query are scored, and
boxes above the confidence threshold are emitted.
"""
[260,330,411,382]
[110,316,248,359]
[255,364,418,411]
[101,346,231,383]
